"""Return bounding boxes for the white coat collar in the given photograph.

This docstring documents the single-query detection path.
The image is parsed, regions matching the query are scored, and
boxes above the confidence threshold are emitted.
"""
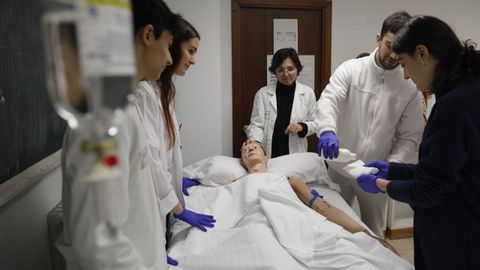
[267,81,304,112]
[266,81,305,95]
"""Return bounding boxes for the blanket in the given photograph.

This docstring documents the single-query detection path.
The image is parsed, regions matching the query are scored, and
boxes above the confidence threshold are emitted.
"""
[168,172,413,270]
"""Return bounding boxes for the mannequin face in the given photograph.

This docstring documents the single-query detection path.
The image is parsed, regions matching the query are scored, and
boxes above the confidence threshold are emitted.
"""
[275,57,298,86]
[241,141,268,171]
[175,37,200,76]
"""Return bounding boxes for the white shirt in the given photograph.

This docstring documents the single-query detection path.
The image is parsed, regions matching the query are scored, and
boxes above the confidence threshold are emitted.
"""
[316,48,424,164]
[58,95,167,270]
[246,81,319,157]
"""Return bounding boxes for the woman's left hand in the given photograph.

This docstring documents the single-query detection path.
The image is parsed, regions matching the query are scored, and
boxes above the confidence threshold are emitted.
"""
[284,123,303,135]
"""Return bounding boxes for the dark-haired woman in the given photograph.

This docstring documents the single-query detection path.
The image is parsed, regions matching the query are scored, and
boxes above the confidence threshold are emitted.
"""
[246,48,318,158]
[135,17,215,267]
[356,16,480,270]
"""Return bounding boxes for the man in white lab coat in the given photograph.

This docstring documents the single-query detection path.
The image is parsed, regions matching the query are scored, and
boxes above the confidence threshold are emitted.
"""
[316,11,424,237]
[58,1,179,269]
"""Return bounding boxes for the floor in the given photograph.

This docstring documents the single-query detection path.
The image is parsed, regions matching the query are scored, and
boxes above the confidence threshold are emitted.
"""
[386,237,414,265]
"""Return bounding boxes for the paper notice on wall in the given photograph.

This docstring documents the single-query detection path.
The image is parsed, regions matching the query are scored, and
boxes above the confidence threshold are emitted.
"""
[267,55,315,90]
[273,19,298,53]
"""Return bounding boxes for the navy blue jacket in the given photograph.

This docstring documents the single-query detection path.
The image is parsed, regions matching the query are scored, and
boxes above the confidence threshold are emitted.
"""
[386,76,480,270]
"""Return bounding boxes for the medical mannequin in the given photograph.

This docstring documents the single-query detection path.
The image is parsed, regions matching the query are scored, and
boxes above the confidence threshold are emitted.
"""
[59,1,179,269]
[235,141,397,253]
[316,11,424,237]
[246,48,318,158]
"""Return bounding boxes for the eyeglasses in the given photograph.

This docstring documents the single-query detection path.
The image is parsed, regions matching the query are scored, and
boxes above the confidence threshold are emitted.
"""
[275,66,297,75]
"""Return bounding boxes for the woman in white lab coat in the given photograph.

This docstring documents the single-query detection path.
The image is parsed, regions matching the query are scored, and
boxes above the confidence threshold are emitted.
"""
[136,17,215,267]
[246,48,318,158]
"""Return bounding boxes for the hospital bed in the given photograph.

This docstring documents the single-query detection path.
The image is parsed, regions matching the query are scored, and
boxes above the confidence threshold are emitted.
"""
[169,153,414,270]
[47,153,413,270]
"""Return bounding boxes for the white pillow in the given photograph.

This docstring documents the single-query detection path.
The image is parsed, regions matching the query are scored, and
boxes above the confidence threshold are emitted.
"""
[183,155,247,186]
[183,153,339,191]
[267,152,340,191]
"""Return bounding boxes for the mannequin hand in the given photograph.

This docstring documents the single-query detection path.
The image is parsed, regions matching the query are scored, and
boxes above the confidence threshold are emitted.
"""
[284,123,303,135]
[182,177,201,196]
[364,161,389,179]
[356,174,383,193]
[317,131,339,159]
[174,209,216,231]
[167,256,178,266]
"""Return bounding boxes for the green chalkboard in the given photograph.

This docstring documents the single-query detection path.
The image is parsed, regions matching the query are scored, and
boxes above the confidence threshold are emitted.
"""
[0,0,67,186]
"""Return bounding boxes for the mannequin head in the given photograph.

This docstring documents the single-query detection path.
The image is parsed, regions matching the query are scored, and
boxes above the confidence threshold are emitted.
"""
[240,141,268,173]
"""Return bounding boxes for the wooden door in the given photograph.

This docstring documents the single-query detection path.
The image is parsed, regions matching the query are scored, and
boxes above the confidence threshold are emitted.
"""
[232,0,332,157]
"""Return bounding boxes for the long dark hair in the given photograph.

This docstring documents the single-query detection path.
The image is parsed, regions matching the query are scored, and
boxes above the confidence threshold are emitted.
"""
[392,15,479,94]
[157,17,200,148]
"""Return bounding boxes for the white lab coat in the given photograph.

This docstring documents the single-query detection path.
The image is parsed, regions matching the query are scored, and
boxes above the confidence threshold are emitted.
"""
[135,81,182,215]
[246,81,318,157]
[163,106,184,208]
[316,48,424,164]
[316,48,424,237]
[58,97,167,270]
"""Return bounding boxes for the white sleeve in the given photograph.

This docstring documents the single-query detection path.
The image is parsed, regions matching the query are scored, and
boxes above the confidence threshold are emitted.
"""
[63,121,148,270]
[246,89,266,143]
[136,85,178,216]
[303,87,320,136]
[388,91,424,162]
[316,62,352,137]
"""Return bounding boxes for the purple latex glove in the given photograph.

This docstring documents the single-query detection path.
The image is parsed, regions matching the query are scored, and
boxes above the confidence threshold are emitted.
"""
[182,177,201,196]
[317,131,340,159]
[364,161,389,179]
[167,256,178,266]
[356,174,383,193]
[174,208,216,232]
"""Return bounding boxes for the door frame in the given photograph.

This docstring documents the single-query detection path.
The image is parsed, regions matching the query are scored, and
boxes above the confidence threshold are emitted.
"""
[231,0,332,156]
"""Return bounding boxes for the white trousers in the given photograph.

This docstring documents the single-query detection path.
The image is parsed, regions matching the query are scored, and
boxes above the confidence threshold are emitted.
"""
[328,166,387,238]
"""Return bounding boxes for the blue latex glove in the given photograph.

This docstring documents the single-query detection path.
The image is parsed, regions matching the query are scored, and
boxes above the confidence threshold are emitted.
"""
[174,208,216,232]
[356,174,383,193]
[167,256,178,266]
[317,131,340,159]
[182,177,201,196]
[364,161,389,179]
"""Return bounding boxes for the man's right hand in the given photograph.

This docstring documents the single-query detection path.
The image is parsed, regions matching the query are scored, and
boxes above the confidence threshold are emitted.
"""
[317,131,340,159]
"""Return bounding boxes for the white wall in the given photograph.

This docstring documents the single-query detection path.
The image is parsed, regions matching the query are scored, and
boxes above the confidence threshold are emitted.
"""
[331,0,480,69]
[0,168,61,270]
[165,0,232,166]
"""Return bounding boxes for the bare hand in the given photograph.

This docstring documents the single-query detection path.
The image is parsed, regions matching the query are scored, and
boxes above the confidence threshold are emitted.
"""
[284,123,303,135]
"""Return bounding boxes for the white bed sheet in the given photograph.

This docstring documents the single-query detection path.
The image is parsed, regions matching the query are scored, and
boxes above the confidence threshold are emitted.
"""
[167,172,413,270]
